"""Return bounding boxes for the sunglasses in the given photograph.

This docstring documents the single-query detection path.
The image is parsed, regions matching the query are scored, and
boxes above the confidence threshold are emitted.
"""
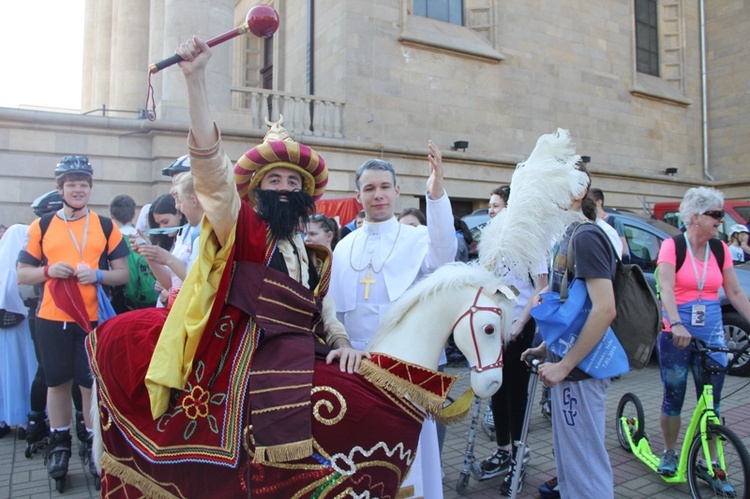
[702,210,725,220]
[310,214,335,232]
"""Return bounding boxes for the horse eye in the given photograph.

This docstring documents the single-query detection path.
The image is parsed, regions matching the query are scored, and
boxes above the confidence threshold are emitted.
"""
[483,325,495,335]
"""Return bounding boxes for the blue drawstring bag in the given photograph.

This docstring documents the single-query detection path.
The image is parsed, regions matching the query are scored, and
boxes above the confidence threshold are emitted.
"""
[97,284,117,324]
[531,279,629,378]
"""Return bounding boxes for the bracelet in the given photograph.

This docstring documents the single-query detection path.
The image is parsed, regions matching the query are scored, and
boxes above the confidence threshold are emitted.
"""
[187,123,222,160]
[96,270,104,284]
[43,265,51,279]
[670,321,684,328]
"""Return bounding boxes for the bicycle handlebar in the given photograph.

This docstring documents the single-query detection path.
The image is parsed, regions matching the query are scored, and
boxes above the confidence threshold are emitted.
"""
[665,333,750,372]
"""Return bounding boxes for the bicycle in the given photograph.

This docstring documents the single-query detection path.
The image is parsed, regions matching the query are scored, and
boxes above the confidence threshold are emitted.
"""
[615,338,750,498]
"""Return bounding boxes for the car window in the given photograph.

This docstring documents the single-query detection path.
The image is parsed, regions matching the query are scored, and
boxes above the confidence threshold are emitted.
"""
[719,213,741,242]
[622,223,663,273]
[734,206,750,224]
[662,211,682,229]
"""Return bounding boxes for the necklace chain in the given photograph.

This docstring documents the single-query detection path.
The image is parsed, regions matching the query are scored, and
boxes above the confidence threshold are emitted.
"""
[349,222,402,274]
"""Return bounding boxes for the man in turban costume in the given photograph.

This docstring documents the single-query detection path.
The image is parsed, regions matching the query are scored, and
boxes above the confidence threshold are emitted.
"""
[87,36,364,497]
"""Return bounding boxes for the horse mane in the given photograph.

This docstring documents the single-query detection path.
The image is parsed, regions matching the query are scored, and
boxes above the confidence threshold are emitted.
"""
[368,262,509,350]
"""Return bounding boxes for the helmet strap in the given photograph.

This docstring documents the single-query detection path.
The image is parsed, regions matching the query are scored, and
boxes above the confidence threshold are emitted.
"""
[62,198,85,218]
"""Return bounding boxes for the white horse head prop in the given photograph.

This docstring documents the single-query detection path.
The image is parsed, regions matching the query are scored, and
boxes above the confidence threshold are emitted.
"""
[368,263,515,398]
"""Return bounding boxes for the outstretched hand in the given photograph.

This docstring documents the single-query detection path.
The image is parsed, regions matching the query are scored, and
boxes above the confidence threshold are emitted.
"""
[175,36,212,77]
[426,140,445,200]
[326,347,371,374]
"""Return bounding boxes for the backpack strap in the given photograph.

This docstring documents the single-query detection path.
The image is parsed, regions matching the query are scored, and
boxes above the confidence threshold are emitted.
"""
[38,212,56,265]
[708,238,725,270]
[97,215,114,270]
[561,221,617,302]
[673,234,687,272]
[673,234,724,272]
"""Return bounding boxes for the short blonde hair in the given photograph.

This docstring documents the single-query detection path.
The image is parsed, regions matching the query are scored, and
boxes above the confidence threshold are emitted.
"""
[172,171,195,200]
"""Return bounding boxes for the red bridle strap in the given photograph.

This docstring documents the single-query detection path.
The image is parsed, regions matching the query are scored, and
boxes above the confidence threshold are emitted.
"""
[450,287,505,373]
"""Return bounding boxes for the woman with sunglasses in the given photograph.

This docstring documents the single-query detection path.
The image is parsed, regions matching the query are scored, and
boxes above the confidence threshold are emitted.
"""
[305,214,339,251]
[654,187,750,481]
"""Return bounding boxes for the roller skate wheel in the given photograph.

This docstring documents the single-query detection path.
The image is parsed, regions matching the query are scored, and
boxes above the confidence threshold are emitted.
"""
[55,477,65,493]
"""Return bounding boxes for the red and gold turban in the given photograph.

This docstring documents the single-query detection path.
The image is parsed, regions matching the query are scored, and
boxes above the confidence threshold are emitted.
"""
[234,117,328,203]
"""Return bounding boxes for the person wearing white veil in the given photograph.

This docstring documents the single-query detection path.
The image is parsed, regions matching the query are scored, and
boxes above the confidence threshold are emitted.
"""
[0,224,38,437]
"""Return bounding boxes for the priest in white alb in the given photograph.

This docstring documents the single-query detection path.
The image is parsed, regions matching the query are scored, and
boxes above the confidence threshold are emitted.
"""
[329,140,457,498]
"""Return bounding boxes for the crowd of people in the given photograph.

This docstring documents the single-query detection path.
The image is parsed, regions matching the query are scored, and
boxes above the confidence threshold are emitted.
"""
[1,34,749,499]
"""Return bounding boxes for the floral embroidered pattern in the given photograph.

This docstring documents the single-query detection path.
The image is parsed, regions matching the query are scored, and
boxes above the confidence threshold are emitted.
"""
[182,385,210,420]
[156,360,228,440]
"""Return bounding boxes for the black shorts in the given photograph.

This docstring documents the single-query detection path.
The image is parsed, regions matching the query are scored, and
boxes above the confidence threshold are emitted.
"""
[35,317,96,388]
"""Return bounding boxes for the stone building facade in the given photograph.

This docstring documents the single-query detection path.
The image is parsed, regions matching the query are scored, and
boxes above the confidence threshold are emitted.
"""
[1,0,747,225]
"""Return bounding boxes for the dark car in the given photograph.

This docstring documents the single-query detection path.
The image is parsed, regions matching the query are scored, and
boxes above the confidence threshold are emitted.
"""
[606,210,750,376]
[461,208,489,259]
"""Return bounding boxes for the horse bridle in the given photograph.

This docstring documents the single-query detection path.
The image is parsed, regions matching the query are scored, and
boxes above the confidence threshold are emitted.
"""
[450,287,505,373]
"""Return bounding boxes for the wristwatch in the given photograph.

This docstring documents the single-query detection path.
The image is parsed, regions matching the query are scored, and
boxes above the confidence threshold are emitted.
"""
[670,320,684,328]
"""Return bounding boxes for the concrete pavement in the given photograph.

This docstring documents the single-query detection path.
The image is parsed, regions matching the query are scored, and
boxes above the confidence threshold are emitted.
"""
[1,357,748,498]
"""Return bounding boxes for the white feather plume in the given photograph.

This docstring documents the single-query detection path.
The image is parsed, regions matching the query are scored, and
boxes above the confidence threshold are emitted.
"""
[478,129,588,280]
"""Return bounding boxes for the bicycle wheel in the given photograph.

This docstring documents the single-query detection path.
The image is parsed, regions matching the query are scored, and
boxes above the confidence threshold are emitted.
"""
[615,393,645,452]
[687,424,750,499]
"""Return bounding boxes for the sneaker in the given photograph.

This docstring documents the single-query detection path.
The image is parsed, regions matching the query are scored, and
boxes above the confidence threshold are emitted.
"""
[512,441,532,466]
[538,476,560,499]
[695,460,712,484]
[0,424,10,439]
[657,449,678,476]
[499,465,525,496]
[472,448,512,480]
[483,408,495,430]
[710,472,736,497]
[696,462,736,497]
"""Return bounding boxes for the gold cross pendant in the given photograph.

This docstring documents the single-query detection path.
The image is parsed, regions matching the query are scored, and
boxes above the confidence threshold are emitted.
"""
[360,269,376,300]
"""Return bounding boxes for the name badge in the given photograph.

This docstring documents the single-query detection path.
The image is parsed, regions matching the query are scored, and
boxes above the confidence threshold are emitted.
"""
[77,262,90,272]
[691,304,706,327]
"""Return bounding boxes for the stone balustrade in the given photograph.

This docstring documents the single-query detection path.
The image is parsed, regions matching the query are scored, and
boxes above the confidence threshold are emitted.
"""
[230,87,344,139]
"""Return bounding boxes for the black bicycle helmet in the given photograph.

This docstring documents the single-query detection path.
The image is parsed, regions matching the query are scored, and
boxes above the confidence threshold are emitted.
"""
[161,155,191,177]
[54,155,93,179]
[31,190,64,217]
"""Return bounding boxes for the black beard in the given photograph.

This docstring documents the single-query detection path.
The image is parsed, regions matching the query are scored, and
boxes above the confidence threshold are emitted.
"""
[254,189,316,240]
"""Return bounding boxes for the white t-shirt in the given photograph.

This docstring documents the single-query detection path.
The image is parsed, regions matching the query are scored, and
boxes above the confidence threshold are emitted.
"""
[730,244,745,262]
[596,219,623,258]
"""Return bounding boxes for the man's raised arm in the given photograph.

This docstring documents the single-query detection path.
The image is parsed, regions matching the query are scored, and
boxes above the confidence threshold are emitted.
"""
[424,140,457,271]
[176,36,239,245]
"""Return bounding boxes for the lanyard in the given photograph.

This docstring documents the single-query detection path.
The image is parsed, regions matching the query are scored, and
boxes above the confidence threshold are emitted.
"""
[61,209,90,263]
[143,224,189,235]
[684,233,709,300]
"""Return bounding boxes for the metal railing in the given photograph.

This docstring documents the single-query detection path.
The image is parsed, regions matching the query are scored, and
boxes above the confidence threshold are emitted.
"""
[230,87,344,138]
[82,105,153,120]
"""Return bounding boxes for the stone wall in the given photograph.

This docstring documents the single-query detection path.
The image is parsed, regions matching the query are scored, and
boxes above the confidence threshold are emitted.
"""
[2,0,748,226]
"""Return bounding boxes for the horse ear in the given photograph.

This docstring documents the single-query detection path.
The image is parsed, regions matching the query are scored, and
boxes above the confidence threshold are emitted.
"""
[493,284,517,302]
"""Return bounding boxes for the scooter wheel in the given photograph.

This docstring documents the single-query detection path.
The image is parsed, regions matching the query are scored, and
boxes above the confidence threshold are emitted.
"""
[615,393,645,452]
[456,472,470,493]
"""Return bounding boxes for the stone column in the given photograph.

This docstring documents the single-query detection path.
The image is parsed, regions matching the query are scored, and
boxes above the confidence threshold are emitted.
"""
[108,0,150,115]
[81,0,112,112]
[146,0,166,116]
[158,0,234,122]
